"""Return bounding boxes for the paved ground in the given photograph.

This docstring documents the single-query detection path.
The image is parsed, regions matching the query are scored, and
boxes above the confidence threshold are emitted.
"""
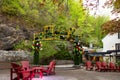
[1,65,120,80]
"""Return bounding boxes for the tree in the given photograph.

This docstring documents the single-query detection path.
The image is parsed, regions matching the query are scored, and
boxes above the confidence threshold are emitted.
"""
[102,0,120,34]
[83,0,120,34]
[102,19,120,34]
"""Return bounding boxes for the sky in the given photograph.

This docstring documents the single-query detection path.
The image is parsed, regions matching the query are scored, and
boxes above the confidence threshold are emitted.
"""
[82,0,120,20]
[92,0,118,19]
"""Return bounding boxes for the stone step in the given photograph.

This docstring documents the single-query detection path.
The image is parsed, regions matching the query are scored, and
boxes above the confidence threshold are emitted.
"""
[0,62,11,69]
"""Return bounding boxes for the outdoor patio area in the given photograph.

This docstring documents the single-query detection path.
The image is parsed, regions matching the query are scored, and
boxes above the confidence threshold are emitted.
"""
[0,64,120,80]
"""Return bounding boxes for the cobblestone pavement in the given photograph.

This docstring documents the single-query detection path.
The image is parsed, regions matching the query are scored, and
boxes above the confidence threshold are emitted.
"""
[0,67,120,80]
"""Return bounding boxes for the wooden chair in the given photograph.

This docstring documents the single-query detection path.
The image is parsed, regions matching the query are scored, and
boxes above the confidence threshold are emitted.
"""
[11,62,34,80]
[40,60,56,75]
[20,61,43,78]
[101,62,108,71]
[108,62,117,72]
[85,61,93,71]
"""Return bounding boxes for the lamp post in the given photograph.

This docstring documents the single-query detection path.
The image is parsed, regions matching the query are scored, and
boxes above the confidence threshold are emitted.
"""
[32,34,42,65]
[73,36,83,66]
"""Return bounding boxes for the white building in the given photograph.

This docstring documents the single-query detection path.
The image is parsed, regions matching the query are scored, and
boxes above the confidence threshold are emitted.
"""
[102,33,120,63]
[102,33,120,52]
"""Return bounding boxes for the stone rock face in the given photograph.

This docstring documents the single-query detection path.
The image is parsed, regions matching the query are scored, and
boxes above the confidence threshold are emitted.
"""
[0,14,34,50]
[0,24,23,50]
[0,50,33,62]
[0,23,32,50]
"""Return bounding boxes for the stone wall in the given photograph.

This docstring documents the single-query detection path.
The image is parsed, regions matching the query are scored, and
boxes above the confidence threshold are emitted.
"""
[56,60,74,65]
[0,50,74,65]
[0,50,33,62]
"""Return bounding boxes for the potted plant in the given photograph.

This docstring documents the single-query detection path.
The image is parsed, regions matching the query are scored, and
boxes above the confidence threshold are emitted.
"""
[116,59,120,70]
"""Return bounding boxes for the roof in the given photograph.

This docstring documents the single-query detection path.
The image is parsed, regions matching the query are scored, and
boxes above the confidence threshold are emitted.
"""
[87,52,107,56]
[86,50,120,56]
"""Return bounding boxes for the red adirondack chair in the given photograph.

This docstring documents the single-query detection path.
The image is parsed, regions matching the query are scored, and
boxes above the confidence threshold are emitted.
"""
[40,60,56,75]
[11,62,34,80]
[101,62,108,71]
[108,62,117,71]
[20,61,43,78]
[85,61,93,71]
[95,61,103,71]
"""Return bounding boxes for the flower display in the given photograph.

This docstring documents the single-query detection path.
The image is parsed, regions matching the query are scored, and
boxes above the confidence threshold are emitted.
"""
[32,36,42,51]
[32,35,42,65]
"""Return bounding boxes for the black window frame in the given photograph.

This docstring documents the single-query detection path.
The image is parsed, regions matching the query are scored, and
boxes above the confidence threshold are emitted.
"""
[116,43,120,50]
[118,33,120,39]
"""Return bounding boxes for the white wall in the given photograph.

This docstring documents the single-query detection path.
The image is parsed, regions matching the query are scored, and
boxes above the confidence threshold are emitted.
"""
[102,33,120,52]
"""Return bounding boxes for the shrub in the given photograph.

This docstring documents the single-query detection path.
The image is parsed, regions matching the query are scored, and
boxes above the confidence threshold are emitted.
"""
[13,40,32,51]
[1,0,25,16]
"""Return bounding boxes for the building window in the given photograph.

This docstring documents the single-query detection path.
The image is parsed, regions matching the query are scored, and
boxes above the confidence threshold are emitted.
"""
[115,43,120,50]
[118,33,120,39]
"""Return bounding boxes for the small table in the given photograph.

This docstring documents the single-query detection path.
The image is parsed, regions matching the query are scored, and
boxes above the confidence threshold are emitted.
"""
[32,78,42,80]
[33,67,43,78]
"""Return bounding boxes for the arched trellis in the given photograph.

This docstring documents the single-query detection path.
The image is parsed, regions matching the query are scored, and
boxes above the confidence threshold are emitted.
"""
[34,25,76,41]
[32,25,83,65]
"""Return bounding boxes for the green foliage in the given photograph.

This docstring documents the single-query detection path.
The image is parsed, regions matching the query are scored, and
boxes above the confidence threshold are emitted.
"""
[13,40,32,51]
[1,0,25,16]
[54,42,72,60]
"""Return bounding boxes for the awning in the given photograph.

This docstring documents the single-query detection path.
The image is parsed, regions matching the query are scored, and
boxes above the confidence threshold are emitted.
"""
[107,50,120,53]
[88,52,107,56]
